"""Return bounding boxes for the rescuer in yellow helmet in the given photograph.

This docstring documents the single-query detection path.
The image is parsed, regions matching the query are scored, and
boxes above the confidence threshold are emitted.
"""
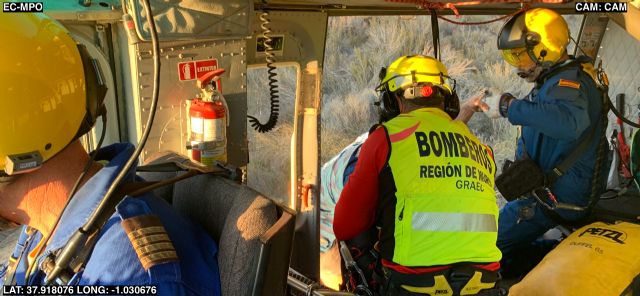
[485,8,609,278]
[333,55,503,295]
[0,13,222,294]
[497,8,570,81]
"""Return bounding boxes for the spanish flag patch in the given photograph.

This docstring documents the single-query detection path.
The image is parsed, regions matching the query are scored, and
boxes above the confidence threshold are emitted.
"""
[558,79,580,89]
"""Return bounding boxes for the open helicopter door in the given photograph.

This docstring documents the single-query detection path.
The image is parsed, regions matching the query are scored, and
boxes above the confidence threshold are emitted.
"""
[245,6,328,284]
[118,1,296,295]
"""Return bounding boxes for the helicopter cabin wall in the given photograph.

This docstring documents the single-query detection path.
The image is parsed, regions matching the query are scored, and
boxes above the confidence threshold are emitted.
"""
[577,7,640,141]
[130,39,249,166]
[595,19,640,137]
[123,0,253,167]
[575,10,640,189]
[35,0,254,167]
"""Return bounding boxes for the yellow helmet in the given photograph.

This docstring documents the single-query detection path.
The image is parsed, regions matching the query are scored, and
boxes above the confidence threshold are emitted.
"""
[498,8,569,68]
[375,55,459,121]
[377,55,455,95]
[0,13,106,175]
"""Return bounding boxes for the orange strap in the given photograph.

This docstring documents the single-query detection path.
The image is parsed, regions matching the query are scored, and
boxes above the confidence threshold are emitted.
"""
[384,0,529,19]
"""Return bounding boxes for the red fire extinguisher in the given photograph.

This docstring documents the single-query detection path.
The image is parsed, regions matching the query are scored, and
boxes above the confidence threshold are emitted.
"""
[187,69,228,166]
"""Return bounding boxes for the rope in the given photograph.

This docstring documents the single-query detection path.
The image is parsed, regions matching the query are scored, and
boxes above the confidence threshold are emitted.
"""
[385,0,527,22]
[385,0,461,15]
[437,10,521,25]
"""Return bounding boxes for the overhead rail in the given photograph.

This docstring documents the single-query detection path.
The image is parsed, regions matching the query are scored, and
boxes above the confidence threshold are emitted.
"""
[253,1,579,16]
[436,8,525,25]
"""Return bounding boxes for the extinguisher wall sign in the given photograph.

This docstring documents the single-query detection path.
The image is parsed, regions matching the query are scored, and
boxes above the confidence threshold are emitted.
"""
[178,61,196,81]
[178,59,222,91]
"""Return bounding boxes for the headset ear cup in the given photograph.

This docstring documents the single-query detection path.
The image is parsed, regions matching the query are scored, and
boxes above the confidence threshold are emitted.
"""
[378,89,400,123]
[525,32,541,47]
[378,67,387,80]
[388,91,401,118]
[376,82,400,122]
[444,90,460,119]
[74,45,108,139]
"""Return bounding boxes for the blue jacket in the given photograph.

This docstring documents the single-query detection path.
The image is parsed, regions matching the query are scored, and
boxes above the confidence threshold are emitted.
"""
[0,143,221,296]
[507,57,608,218]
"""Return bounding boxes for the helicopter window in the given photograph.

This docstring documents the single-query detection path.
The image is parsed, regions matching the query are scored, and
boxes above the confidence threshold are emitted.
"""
[247,65,299,205]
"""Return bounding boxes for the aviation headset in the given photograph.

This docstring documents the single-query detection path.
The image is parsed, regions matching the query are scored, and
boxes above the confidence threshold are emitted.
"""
[76,44,108,139]
[375,67,460,122]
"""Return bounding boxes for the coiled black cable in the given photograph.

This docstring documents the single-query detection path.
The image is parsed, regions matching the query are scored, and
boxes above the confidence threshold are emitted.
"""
[247,5,279,133]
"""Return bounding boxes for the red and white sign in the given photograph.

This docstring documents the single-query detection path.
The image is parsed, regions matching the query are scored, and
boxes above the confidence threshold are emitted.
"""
[194,59,218,79]
[178,61,196,81]
[177,59,222,91]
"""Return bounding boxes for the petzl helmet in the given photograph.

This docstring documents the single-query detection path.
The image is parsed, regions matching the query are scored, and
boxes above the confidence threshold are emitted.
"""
[375,55,459,121]
[498,8,569,68]
[0,13,107,175]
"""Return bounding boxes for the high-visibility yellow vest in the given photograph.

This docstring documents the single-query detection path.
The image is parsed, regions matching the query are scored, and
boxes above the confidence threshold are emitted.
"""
[383,108,501,266]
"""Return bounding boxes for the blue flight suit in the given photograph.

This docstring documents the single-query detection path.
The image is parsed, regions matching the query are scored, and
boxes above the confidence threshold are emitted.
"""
[0,143,221,295]
[497,57,609,276]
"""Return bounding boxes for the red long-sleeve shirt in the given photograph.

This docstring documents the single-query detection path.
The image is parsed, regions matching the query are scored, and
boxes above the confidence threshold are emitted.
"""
[334,127,388,240]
